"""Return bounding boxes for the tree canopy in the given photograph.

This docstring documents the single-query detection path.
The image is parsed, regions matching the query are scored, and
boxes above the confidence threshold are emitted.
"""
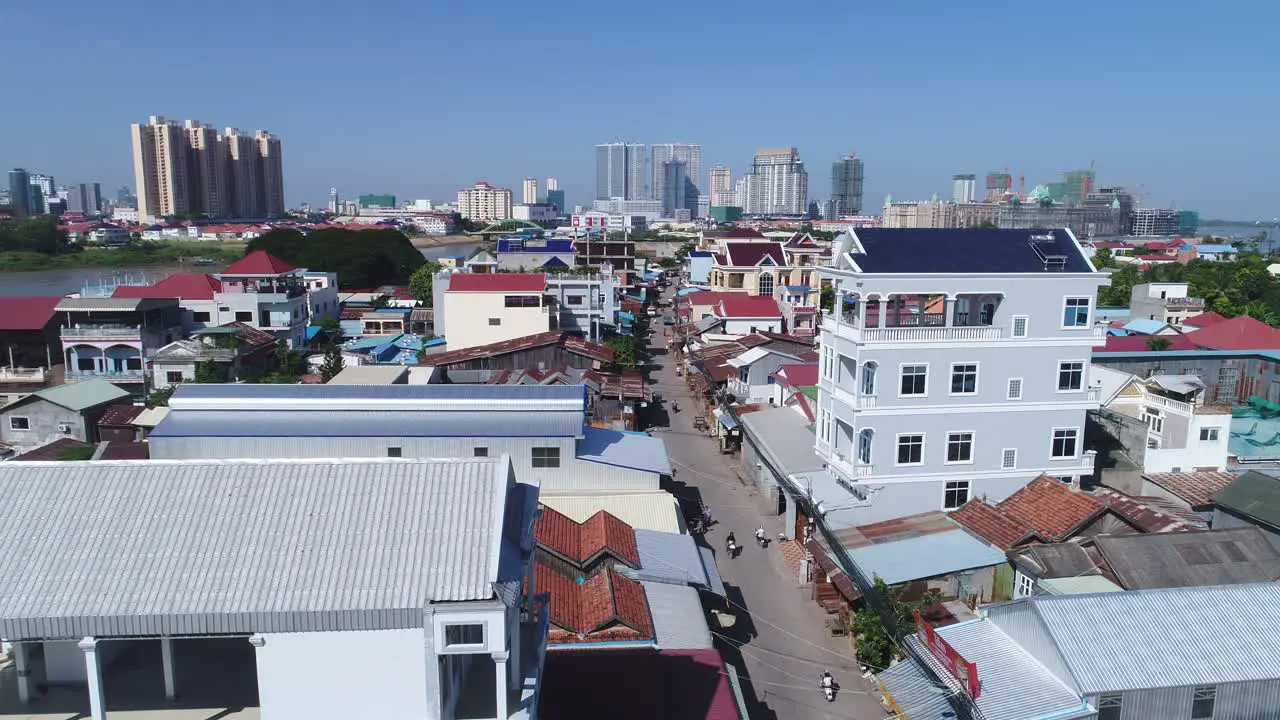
[850,577,942,669]
[247,228,425,289]
[1098,253,1280,324]
[0,216,75,254]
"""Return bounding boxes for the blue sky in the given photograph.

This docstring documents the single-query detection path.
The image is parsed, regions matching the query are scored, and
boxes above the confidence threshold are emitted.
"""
[2,0,1275,219]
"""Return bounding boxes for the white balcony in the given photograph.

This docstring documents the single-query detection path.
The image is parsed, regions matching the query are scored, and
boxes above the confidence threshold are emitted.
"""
[1091,325,1107,340]
[1051,449,1098,476]
[862,325,1005,343]
[61,326,141,340]
[856,394,878,409]
[1144,393,1193,415]
[1087,386,1100,402]
[0,367,47,383]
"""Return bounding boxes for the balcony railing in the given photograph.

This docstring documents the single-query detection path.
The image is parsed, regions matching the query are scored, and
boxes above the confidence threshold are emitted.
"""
[61,326,141,338]
[0,367,47,383]
[863,325,1005,343]
[1144,393,1193,415]
[856,394,878,409]
[1164,297,1205,307]
[1087,387,1100,402]
[67,368,146,380]
[1091,325,1107,339]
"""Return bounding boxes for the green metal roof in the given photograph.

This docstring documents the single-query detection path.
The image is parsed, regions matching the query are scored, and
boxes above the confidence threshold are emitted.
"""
[1214,471,1280,530]
[798,386,819,401]
[1037,576,1124,596]
[35,380,131,412]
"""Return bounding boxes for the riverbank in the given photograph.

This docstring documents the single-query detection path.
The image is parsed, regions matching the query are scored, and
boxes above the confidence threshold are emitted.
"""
[0,241,245,272]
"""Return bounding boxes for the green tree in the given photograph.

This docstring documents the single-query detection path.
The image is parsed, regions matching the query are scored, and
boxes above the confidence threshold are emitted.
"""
[605,335,638,371]
[319,344,345,382]
[248,227,425,289]
[1092,247,1115,268]
[820,285,836,312]
[193,361,226,383]
[409,261,442,305]
[850,577,943,669]
[316,314,341,334]
[148,386,176,407]
[1145,336,1172,351]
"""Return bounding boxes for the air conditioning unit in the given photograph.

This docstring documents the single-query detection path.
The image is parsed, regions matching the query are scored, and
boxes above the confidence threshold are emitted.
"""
[57,423,72,434]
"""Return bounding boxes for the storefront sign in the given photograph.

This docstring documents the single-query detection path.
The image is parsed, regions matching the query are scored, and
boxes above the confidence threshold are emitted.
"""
[913,611,980,698]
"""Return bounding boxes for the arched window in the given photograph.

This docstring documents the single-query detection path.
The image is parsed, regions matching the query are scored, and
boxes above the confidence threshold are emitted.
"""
[758,272,774,297]
[857,428,874,465]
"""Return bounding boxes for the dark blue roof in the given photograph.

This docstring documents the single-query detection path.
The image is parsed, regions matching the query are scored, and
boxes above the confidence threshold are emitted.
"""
[497,238,575,254]
[539,257,570,269]
[849,228,1094,274]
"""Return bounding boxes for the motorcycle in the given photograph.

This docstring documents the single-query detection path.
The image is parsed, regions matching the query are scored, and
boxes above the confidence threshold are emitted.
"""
[821,674,836,702]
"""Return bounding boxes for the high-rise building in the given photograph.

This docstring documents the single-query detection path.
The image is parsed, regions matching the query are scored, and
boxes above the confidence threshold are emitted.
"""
[28,174,55,213]
[131,116,191,221]
[546,177,558,191]
[185,120,229,218]
[66,183,103,215]
[659,161,689,218]
[709,166,733,207]
[952,174,976,204]
[522,177,539,205]
[830,154,864,217]
[116,185,136,207]
[223,128,259,219]
[546,188,565,214]
[595,143,646,200]
[7,169,31,216]
[651,143,702,208]
[457,181,513,221]
[742,147,808,216]
[984,172,1013,199]
[255,130,285,216]
[328,188,339,213]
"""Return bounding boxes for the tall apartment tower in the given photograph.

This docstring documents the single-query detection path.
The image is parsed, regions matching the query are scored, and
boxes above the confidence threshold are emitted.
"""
[7,169,31,216]
[255,130,285,216]
[131,116,191,221]
[595,143,646,200]
[183,121,228,218]
[814,228,1107,527]
[709,166,733,207]
[952,174,977,204]
[27,174,55,213]
[651,143,702,209]
[546,177,558,191]
[830,154,865,217]
[522,177,539,205]
[328,188,339,213]
[742,147,808,215]
[223,128,260,219]
[659,161,689,218]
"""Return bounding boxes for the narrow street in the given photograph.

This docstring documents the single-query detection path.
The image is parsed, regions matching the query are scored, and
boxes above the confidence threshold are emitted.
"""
[645,285,889,720]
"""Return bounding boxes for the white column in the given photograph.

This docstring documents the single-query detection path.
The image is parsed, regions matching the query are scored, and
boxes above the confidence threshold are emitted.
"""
[944,296,957,327]
[161,637,176,700]
[422,610,442,720]
[492,651,509,719]
[14,642,32,704]
[78,637,106,720]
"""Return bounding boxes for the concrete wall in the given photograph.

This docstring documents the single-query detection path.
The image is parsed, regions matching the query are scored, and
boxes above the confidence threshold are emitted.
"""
[442,291,549,350]
[42,640,124,684]
[256,629,428,720]
[824,474,1031,528]
[0,398,90,450]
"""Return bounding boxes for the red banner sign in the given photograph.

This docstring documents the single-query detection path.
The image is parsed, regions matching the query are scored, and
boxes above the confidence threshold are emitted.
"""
[914,611,980,698]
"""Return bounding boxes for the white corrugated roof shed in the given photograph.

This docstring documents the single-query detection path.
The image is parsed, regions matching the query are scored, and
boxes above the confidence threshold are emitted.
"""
[642,582,713,650]
[0,457,520,640]
[540,492,684,533]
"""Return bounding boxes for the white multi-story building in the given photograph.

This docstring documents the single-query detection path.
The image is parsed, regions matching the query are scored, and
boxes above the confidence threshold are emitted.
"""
[814,228,1109,525]
[651,143,702,205]
[741,147,807,216]
[709,166,733,207]
[457,181,513,221]
[1129,282,1206,327]
[952,173,976,204]
[522,177,538,205]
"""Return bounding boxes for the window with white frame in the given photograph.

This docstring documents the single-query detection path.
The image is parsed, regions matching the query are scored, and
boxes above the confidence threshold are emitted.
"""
[1012,315,1029,338]
[1007,378,1023,400]
[1200,427,1221,441]
[1057,361,1084,391]
[860,362,877,396]
[1144,408,1163,435]
[945,432,974,463]
[1051,428,1079,458]
[532,446,561,468]
[1062,297,1090,327]
[819,411,831,442]
[900,364,927,396]
[950,363,978,395]
[822,348,835,380]
[444,623,485,648]
[1001,448,1017,469]
[943,480,970,510]
[1014,570,1035,598]
[1097,693,1122,720]
[758,272,774,297]
[896,434,924,465]
[1191,686,1216,720]
[857,428,873,464]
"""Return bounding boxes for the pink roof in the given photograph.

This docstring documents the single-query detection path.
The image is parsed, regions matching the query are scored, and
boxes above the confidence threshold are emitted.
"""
[716,296,781,318]
[1136,254,1176,262]
[113,273,221,301]
[1184,316,1280,351]
[221,250,297,275]
[682,291,747,308]
[448,272,547,293]
[1096,333,1201,353]
[1183,311,1230,328]
[772,363,819,387]
[0,296,62,331]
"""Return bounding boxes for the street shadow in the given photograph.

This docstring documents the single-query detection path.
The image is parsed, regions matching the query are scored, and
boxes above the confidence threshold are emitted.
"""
[720,583,760,642]
[664,476,708,529]
[712,629,779,720]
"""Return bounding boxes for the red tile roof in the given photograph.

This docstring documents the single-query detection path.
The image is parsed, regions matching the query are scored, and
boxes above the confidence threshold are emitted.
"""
[1096,333,1201,353]
[1182,311,1230,328]
[1090,487,1205,533]
[998,476,1106,541]
[1143,471,1237,509]
[113,273,221,300]
[715,296,781,318]
[10,438,94,462]
[97,404,145,427]
[1185,316,1280,351]
[536,562,653,643]
[722,242,786,267]
[0,296,62,331]
[950,501,1037,550]
[448,272,546,293]
[536,507,640,568]
[220,250,297,275]
[682,291,749,308]
[772,363,818,387]
[427,331,612,366]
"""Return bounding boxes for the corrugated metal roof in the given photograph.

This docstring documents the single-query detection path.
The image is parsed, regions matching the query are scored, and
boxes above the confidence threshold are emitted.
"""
[0,457,515,639]
[930,622,1089,720]
[29,379,132,411]
[697,546,726,597]
[576,428,672,475]
[642,582,713,650]
[874,655,954,719]
[631,529,710,588]
[131,406,170,427]
[540,493,684,534]
[1004,583,1280,693]
[1036,576,1124,595]
[739,407,824,476]
[844,529,1006,586]
[170,382,585,407]
[150,409,584,438]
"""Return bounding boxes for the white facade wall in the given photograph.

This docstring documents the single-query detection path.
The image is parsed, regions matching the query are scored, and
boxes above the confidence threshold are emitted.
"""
[1144,410,1230,473]
[256,629,428,720]
[42,640,124,684]
[442,291,549,350]
[720,317,783,334]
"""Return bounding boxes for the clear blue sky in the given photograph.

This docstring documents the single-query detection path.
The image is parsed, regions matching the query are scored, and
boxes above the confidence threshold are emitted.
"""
[2,0,1275,219]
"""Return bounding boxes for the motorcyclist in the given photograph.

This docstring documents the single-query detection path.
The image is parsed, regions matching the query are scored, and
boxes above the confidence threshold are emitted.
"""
[755,526,766,545]
[726,532,737,555]
[821,671,835,701]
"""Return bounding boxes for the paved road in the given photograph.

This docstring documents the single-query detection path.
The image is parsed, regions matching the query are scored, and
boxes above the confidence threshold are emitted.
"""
[644,287,889,720]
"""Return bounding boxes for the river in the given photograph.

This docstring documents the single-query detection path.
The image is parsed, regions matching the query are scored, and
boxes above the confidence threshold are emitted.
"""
[0,243,485,298]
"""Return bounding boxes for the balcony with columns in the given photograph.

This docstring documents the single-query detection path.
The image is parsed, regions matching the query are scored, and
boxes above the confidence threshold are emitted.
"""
[824,290,1006,343]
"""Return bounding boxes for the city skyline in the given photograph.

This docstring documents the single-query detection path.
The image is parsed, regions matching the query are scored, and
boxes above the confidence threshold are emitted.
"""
[1,1,1275,218]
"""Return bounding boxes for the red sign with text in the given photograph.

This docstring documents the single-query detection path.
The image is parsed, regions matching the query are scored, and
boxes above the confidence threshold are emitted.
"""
[914,611,980,698]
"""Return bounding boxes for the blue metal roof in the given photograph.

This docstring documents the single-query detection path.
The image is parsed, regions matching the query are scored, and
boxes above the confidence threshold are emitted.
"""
[151,409,585,438]
[1096,348,1280,362]
[688,251,714,258]
[170,383,586,402]
[844,528,1006,585]
[785,285,810,292]
[1120,318,1169,335]
[575,427,672,475]
[305,326,324,340]
[677,287,708,296]
[848,228,1094,274]
[1195,244,1236,253]
[539,257,569,269]
[631,530,710,588]
[496,238,575,253]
